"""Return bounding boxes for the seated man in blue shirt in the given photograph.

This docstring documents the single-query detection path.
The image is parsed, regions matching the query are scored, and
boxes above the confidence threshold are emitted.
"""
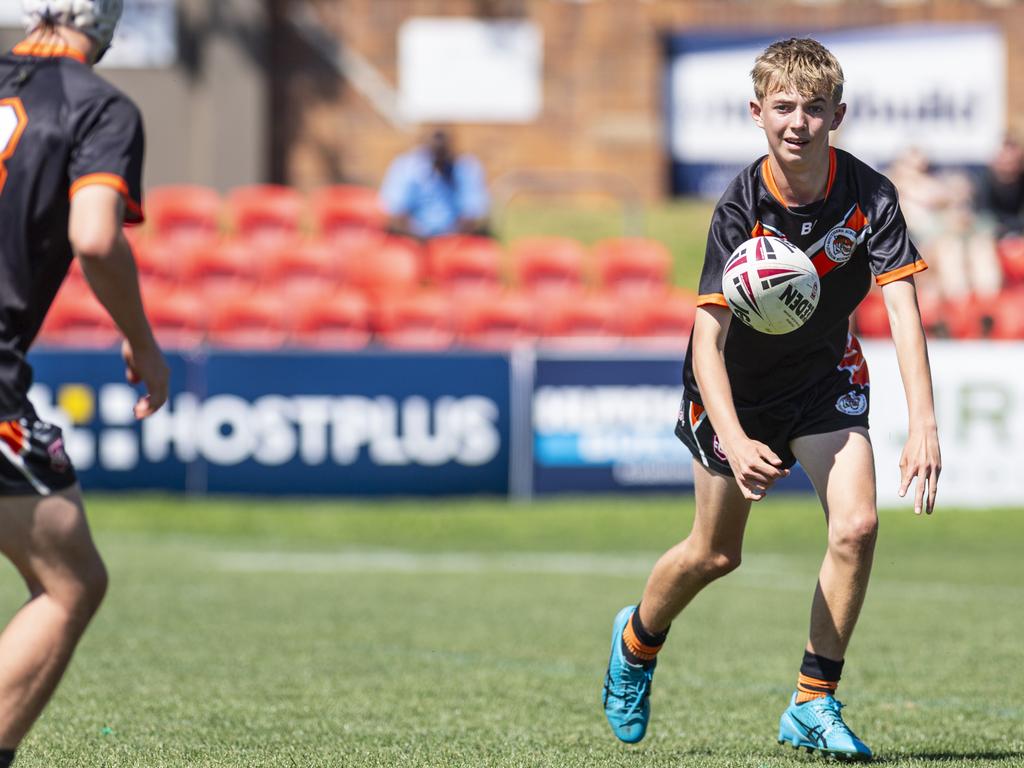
[380,129,490,239]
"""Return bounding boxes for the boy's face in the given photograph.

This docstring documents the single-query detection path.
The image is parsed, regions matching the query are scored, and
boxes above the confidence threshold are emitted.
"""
[750,89,846,167]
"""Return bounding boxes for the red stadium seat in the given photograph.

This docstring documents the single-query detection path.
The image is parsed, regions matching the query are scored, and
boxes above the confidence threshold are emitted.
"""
[145,185,222,244]
[997,236,1024,285]
[142,285,206,349]
[535,292,620,348]
[593,237,673,296]
[427,235,504,295]
[260,240,341,297]
[339,235,424,299]
[510,236,588,296]
[226,185,305,244]
[619,289,697,346]
[131,238,191,287]
[988,288,1024,339]
[38,284,118,347]
[206,289,289,349]
[310,185,387,239]
[454,292,535,349]
[290,289,372,349]
[943,295,991,339]
[373,291,454,350]
[179,239,263,296]
[853,289,890,338]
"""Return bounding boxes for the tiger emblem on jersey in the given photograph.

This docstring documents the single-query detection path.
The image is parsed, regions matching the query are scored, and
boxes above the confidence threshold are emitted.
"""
[824,226,858,265]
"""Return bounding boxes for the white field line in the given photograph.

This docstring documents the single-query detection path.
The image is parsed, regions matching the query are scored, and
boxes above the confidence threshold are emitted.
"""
[209,550,1022,603]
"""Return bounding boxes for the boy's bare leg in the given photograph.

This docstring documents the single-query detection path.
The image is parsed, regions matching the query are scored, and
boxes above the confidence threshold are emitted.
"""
[0,485,108,748]
[638,460,753,633]
[790,428,878,660]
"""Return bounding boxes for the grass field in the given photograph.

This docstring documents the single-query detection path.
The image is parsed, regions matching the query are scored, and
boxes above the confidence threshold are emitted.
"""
[3,494,1022,767]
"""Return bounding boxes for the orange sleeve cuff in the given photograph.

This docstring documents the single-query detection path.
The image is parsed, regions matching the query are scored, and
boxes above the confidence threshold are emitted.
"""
[70,173,145,225]
[696,292,729,307]
[876,259,927,286]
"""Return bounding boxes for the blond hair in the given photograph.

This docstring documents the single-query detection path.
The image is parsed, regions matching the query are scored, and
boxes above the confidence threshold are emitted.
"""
[751,38,844,104]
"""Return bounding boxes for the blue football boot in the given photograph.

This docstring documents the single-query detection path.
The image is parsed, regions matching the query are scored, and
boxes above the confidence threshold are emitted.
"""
[778,692,873,761]
[602,605,655,743]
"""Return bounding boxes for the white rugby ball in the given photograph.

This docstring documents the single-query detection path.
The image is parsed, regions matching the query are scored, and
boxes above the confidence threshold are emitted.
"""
[721,236,820,335]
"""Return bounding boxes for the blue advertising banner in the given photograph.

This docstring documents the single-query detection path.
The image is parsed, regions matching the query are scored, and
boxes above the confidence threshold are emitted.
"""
[532,355,694,494]
[28,350,512,496]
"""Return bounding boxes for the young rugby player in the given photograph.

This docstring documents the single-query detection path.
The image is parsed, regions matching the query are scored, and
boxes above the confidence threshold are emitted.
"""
[0,2,168,763]
[602,38,941,760]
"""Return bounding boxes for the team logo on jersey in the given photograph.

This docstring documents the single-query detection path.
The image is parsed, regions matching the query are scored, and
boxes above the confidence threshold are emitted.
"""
[835,391,867,416]
[824,226,858,265]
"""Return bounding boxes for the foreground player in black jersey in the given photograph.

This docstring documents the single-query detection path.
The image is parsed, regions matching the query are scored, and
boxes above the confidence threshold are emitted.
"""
[603,38,941,760]
[0,2,168,763]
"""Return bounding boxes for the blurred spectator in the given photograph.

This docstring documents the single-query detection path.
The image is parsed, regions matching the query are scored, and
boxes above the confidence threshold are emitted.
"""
[888,147,1001,301]
[976,136,1024,238]
[380,129,490,240]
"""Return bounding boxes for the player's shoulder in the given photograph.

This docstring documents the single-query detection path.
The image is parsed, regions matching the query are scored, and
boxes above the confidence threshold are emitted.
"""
[835,147,899,206]
[710,156,765,222]
[65,62,140,115]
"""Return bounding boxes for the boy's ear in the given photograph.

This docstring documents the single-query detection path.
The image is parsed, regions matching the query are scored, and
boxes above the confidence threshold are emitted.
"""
[750,99,765,129]
[830,102,848,131]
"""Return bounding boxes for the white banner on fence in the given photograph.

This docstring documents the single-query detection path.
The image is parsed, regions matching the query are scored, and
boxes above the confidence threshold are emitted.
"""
[399,18,542,123]
[864,340,1023,508]
[670,24,1006,167]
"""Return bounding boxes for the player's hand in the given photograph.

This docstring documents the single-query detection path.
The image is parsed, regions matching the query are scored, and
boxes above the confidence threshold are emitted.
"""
[121,338,169,419]
[723,437,790,502]
[898,425,941,515]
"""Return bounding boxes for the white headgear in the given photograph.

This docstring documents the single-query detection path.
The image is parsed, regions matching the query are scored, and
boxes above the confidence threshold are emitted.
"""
[22,0,124,51]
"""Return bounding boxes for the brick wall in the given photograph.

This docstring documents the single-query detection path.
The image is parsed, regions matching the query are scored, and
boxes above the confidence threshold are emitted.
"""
[271,0,1024,200]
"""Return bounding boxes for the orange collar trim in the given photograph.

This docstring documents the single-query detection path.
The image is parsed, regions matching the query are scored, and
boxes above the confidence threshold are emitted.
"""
[12,41,88,64]
[761,147,837,209]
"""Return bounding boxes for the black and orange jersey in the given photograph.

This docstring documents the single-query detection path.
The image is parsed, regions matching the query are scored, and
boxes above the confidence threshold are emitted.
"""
[682,147,925,408]
[0,43,144,418]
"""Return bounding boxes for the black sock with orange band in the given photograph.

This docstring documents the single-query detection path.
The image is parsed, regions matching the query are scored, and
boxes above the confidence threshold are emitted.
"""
[796,650,844,704]
[620,605,669,667]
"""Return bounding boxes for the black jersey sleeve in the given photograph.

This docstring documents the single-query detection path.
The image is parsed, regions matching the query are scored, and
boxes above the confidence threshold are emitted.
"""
[697,199,751,307]
[866,180,926,285]
[68,94,145,224]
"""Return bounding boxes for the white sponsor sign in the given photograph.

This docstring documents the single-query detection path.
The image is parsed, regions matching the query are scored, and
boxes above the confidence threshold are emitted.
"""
[670,25,1006,166]
[399,17,542,123]
[864,340,1024,508]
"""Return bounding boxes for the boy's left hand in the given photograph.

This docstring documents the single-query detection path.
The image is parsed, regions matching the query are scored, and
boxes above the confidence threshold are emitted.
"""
[898,425,941,515]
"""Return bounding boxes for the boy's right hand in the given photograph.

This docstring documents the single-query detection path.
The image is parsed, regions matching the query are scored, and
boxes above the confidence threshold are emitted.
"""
[723,437,789,501]
[122,338,169,419]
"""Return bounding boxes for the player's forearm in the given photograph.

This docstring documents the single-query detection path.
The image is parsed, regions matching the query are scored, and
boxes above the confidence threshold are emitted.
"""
[77,234,158,351]
[884,283,937,428]
[692,329,747,447]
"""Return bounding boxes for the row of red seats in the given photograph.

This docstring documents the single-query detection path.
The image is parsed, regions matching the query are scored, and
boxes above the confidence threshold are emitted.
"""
[38,282,699,351]
[144,184,387,244]
[122,232,675,300]
[855,284,1024,340]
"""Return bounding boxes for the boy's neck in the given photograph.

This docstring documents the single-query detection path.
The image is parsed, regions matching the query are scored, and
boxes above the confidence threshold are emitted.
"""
[766,147,833,208]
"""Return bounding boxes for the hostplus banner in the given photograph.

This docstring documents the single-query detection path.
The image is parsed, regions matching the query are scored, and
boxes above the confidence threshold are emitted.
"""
[666,24,1006,197]
[28,350,511,495]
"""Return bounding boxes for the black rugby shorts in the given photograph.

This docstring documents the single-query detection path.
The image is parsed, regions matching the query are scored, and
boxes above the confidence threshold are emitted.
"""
[675,334,871,477]
[0,414,77,496]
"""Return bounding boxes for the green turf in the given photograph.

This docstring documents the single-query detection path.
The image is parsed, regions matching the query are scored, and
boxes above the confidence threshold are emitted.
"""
[3,494,1022,767]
